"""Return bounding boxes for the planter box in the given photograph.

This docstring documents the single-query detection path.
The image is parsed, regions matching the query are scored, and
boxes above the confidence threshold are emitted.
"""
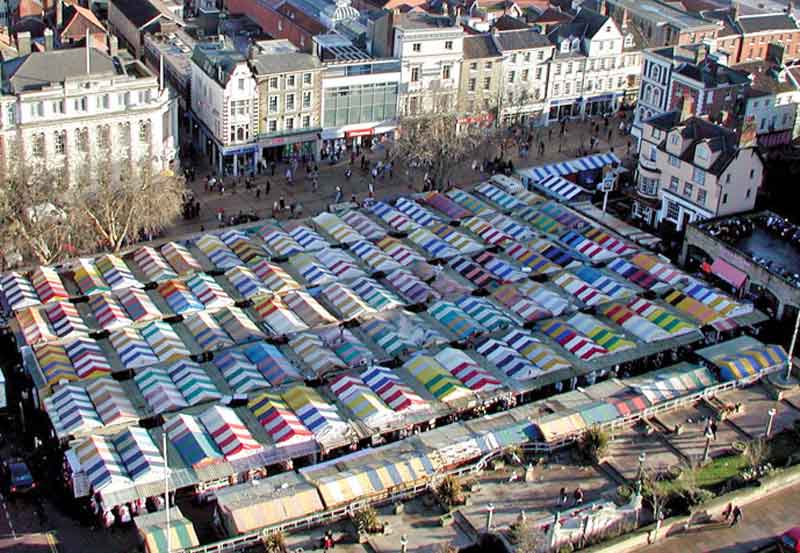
[440,514,454,527]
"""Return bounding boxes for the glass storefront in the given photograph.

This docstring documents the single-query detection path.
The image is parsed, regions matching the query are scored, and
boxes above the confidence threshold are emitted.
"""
[323,82,399,128]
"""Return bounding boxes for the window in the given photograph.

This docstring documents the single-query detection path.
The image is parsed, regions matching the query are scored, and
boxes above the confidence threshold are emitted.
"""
[669,176,679,191]
[746,188,751,199]
[468,78,476,92]
[692,167,705,184]
[408,96,418,114]
[411,66,420,82]
[666,201,680,220]
[97,125,110,149]
[269,77,279,89]
[445,40,453,50]
[565,83,571,95]
[285,117,294,130]
[722,193,728,204]
[442,64,451,80]
[118,122,130,146]
[238,78,245,90]
[575,82,582,93]
[553,83,560,95]
[683,182,693,197]
[302,114,310,127]
[268,119,278,132]
[750,168,755,179]
[102,94,110,109]
[483,77,491,90]
[5,104,15,126]
[32,133,44,157]
[566,62,573,74]
[485,61,493,70]
[537,50,544,61]
[535,67,542,79]
[524,53,531,62]
[726,174,731,184]
[51,130,64,154]
[303,72,312,85]
[138,121,150,143]
[53,100,64,114]
[286,93,295,111]
[303,91,312,109]
[269,95,279,112]
[554,64,561,76]
[639,176,658,195]
[77,127,89,152]
[412,43,421,52]
[508,71,515,83]
[522,69,529,81]
[511,54,517,63]
[469,62,477,71]
[669,154,680,167]
[287,75,296,88]
[649,145,657,162]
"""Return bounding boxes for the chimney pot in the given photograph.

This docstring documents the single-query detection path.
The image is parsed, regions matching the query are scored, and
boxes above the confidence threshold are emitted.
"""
[43,28,54,50]
[56,0,63,28]
[108,35,118,57]
[17,31,32,55]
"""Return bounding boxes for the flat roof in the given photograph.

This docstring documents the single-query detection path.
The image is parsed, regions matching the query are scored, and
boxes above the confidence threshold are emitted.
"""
[607,0,719,30]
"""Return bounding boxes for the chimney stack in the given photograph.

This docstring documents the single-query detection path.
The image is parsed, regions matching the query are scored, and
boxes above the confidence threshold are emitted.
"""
[600,0,608,16]
[621,7,628,29]
[43,28,54,50]
[679,94,694,122]
[108,34,118,57]
[730,0,739,21]
[694,43,708,65]
[17,31,31,55]
[56,0,63,28]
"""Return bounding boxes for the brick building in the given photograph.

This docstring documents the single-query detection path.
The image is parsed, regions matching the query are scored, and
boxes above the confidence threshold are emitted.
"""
[702,7,800,65]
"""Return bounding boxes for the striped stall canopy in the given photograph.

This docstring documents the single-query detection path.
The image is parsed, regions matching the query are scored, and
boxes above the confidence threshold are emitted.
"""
[455,296,514,331]
[200,405,263,461]
[462,217,513,247]
[526,238,581,268]
[376,237,425,265]
[601,304,672,343]
[313,212,366,245]
[320,282,375,320]
[196,234,242,270]
[488,174,526,194]
[573,266,637,300]
[444,189,495,217]
[520,160,577,182]
[113,426,166,483]
[133,246,178,283]
[626,298,695,336]
[118,288,162,323]
[361,366,426,412]
[89,293,133,331]
[491,286,551,323]
[486,212,534,241]
[428,300,485,340]
[141,320,191,364]
[135,367,190,413]
[429,223,484,254]
[318,326,374,368]
[474,251,526,282]
[1,272,40,311]
[167,359,222,405]
[31,266,69,304]
[582,227,637,256]
[474,182,526,211]
[521,281,571,316]
[360,317,416,357]
[218,230,267,265]
[385,269,438,305]
[560,230,616,261]
[663,290,721,325]
[607,391,651,417]
[289,253,337,287]
[44,384,103,438]
[571,152,620,172]
[35,342,78,388]
[681,281,751,318]
[350,240,401,273]
[407,227,460,260]
[503,243,560,275]
[578,401,620,426]
[517,206,564,235]
[714,344,788,381]
[394,197,440,226]
[251,294,309,336]
[566,313,636,352]
[289,333,344,376]
[109,327,160,370]
[315,248,366,281]
[242,342,301,386]
[631,253,688,287]
[225,265,270,299]
[538,320,609,360]
[286,224,330,252]
[95,255,142,291]
[450,256,495,287]
[184,310,235,352]
[606,258,662,291]
[260,227,305,257]
[186,273,235,311]
[634,364,716,404]
[350,277,404,311]
[434,347,502,392]
[283,385,350,443]
[160,242,202,275]
[423,191,473,220]
[283,290,337,328]
[157,279,204,315]
[510,187,545,206]
[250,259,302,294]
[534,174,583,200]
[164,413,224,468]
[75,435,132,493]
[552,273,612,307]
[64,336,113,380]
[539,203,589,229]
[16,307,56,346]
[45,301,90,339]
[213,349,270,393]
[476,338,541,381]
[138,509,199,553]
[341,210,387,241]
[73,259,110,296]
[214,307,265,343]
[330,374,399,428]
[535,411,587,443]
[248,391,314,445]
[403,354,473,404]
[502,329,571,372]
[368,201,417,232]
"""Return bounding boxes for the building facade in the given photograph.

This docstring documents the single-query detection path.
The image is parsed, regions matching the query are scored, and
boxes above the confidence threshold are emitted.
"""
[0,48,178,183]
[741,62,800,148]
[457,33,502,128]
[493,28,554,124]
[704,8,800,65]
[599,0,720,47]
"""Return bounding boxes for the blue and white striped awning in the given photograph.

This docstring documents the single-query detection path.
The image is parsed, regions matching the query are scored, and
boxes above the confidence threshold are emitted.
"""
[535,174,583,200]
[523,161,576,182]
[571,152,620,172]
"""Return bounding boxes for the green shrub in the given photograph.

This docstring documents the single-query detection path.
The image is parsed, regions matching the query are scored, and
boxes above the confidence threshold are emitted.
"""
[576,427,610,464]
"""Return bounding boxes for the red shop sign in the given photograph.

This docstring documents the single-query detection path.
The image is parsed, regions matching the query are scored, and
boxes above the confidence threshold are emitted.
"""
[345,128,374,138]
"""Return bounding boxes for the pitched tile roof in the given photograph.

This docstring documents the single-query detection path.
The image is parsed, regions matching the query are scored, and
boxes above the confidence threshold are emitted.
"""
[463,33,501,58]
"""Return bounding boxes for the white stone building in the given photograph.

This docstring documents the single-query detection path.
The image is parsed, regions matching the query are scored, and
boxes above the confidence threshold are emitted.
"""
[0,47,178,183]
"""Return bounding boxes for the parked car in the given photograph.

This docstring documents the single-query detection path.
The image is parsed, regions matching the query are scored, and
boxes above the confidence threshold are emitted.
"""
[779,528,800,553]
[7,460,35,495]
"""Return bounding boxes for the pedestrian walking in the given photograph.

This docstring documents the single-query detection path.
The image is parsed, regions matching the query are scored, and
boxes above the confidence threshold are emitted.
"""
[272,201,279,218]
[730,505,742,527]
[290,202,296,218]
[368,181,374,198]
[573,487,584,505]
[270,161,276,176]
[256,188,261,199]
[266,180,271,195]
[559,487,568,505]
[335,185,343,203]
[279,195,286,212]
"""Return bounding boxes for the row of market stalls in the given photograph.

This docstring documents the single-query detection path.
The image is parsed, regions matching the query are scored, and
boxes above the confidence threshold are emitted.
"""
[517,152,622,202]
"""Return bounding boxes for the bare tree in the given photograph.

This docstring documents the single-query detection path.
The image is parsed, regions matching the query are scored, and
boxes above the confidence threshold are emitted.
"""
[392,113,496,189]
[513,518,547,553]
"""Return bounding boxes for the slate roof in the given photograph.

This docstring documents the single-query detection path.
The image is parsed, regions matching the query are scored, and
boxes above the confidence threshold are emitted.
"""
[673,58,750,87]
[652,115,742,176]
[110,0,162,29]
[249,52,322,75]
[1,47,118,94]
[737,61,799,96]
[548,7,610,43]
[737,13,799,33]
[463,33,502,59]
[191,43,248,86]
[494,28,552,50]
[493,13,530,30]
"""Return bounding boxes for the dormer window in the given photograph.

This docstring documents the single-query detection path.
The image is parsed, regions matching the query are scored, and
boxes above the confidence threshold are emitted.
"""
[560,39,570,53]
[571,38,580,51]
[624,33,633,47]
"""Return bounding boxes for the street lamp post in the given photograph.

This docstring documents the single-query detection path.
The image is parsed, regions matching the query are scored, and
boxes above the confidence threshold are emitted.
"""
[486,503,495,532]
[784,308,800,383]
[766,408,777,438]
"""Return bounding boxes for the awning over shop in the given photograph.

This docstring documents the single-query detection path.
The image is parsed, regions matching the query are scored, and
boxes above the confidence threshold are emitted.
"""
[710,258,747,289]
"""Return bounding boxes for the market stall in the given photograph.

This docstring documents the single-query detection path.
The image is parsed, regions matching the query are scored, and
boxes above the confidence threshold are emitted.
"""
[132,246,178,283]
[349,241,401,273]
[186,273,235,311]
[538,320,609,361]
[341,210,387,241]
[368,201,417,232]
[157,279,204,315]
[251,294,309,336]
[213,349,270,393]
[95,254,142,291]
[184,311,235,352]
[241,342,301,385]
[195,234,242,270]
[160,242,202,276]
[250,260,302,294]
[141,321,192,365]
